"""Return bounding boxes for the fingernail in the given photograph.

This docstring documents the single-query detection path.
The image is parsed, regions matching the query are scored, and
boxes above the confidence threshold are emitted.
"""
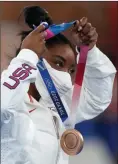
[42,25,45,29]
[80,17,87,22]
[78,26,82,31]
[74,20,79,26]
[76,20,79,24]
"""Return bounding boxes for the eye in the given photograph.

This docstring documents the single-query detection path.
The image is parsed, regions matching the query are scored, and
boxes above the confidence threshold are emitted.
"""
[54,60,64,68]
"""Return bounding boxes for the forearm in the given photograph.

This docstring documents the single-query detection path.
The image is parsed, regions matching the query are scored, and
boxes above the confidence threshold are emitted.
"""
[75,46,116,123]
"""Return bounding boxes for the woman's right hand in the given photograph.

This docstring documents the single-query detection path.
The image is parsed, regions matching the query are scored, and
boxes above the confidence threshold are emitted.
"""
[21,25,47,57]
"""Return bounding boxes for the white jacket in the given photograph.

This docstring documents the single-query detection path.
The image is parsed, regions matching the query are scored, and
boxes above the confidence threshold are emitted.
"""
[1,46,116,164]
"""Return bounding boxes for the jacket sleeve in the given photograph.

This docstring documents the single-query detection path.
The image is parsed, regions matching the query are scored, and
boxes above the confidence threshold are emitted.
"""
[1,49,38,114]
[75,46,117,123]
[1,49,40,164]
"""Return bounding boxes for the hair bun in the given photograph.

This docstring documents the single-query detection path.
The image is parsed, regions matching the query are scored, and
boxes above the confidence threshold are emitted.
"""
[23,6,53,29]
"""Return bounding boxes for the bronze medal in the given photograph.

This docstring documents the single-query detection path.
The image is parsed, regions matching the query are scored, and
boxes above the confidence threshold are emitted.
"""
[60,129,84,155]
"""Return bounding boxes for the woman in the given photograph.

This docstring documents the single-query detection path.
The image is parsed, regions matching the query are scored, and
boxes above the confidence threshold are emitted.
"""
[1,6,116,164]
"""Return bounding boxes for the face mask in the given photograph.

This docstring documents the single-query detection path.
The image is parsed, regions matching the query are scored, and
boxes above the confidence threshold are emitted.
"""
[35,59,73,105]
[60,86,74,116]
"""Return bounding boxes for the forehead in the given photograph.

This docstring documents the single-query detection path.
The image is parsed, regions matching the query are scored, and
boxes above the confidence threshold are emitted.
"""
[48,44,76,63]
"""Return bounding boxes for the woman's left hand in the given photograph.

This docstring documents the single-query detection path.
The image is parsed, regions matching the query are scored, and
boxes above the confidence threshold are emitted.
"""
[71,17,98,50]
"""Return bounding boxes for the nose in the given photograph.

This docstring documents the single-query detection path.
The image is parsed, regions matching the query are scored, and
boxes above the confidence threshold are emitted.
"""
[61,67,74,84]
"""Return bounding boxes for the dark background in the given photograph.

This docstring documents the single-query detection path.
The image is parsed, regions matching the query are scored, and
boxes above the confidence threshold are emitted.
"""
[1,1,118,67]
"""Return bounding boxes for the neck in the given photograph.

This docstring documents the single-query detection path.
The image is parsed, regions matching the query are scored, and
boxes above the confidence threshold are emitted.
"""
[28,83,41,102]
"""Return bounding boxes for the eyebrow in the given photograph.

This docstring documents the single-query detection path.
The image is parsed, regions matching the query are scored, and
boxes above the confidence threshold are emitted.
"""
[52,55,66,62]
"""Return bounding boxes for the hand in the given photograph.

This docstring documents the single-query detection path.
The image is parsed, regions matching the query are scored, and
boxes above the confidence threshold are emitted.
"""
[21,25,47,57]
[71,17,98,50]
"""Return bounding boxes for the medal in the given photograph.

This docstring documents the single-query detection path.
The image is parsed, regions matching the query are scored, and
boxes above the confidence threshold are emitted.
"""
[60,129,84,155]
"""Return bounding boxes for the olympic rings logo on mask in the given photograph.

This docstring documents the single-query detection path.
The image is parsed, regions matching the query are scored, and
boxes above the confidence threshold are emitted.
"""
[45,78,53,90]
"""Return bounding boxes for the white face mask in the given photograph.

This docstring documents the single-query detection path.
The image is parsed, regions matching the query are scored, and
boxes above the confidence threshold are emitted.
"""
[35,59,73,105]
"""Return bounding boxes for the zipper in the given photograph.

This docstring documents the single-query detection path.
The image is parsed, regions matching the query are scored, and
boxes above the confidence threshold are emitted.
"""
[55,139,60,164]
[48,107,60,164]
[53,116,60,164]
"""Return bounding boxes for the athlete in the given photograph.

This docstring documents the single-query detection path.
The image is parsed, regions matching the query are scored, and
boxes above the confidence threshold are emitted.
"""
[1,6,116,164]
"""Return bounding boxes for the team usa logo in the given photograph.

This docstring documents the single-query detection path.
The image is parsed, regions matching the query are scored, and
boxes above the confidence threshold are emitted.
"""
[3,63,36,89]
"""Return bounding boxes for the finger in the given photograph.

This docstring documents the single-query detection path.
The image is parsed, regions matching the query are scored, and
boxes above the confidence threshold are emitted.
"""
[81,35,90,42]
[39,31,47,39]
[39,41,46,50]
[77,17,88,32]
[82,23,92,35]
[79,17,88,27]
[89,33,98,41]
[71,20,80,33]
[33,25,45,34]
[83,39,97,46]
[40,39,46,44]
[87,27,96,37]
[81,33,98,45]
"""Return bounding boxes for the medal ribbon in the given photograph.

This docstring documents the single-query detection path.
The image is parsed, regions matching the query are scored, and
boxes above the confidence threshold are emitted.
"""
[37,57,68,122]
[69,45,89,128]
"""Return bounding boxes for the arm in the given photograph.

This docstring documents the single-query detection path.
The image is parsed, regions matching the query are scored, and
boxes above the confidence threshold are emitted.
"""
[1,23,47,163]
[1,49,38,110]
[76,46,116,123]
[1,24,47,122]
[70,17,116,123]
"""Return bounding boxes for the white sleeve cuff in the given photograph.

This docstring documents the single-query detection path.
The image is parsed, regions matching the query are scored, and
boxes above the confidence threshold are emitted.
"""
[17,49,39,66]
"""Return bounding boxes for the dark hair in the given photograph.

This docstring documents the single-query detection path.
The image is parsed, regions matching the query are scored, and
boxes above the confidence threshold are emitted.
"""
[16,6,76,55]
